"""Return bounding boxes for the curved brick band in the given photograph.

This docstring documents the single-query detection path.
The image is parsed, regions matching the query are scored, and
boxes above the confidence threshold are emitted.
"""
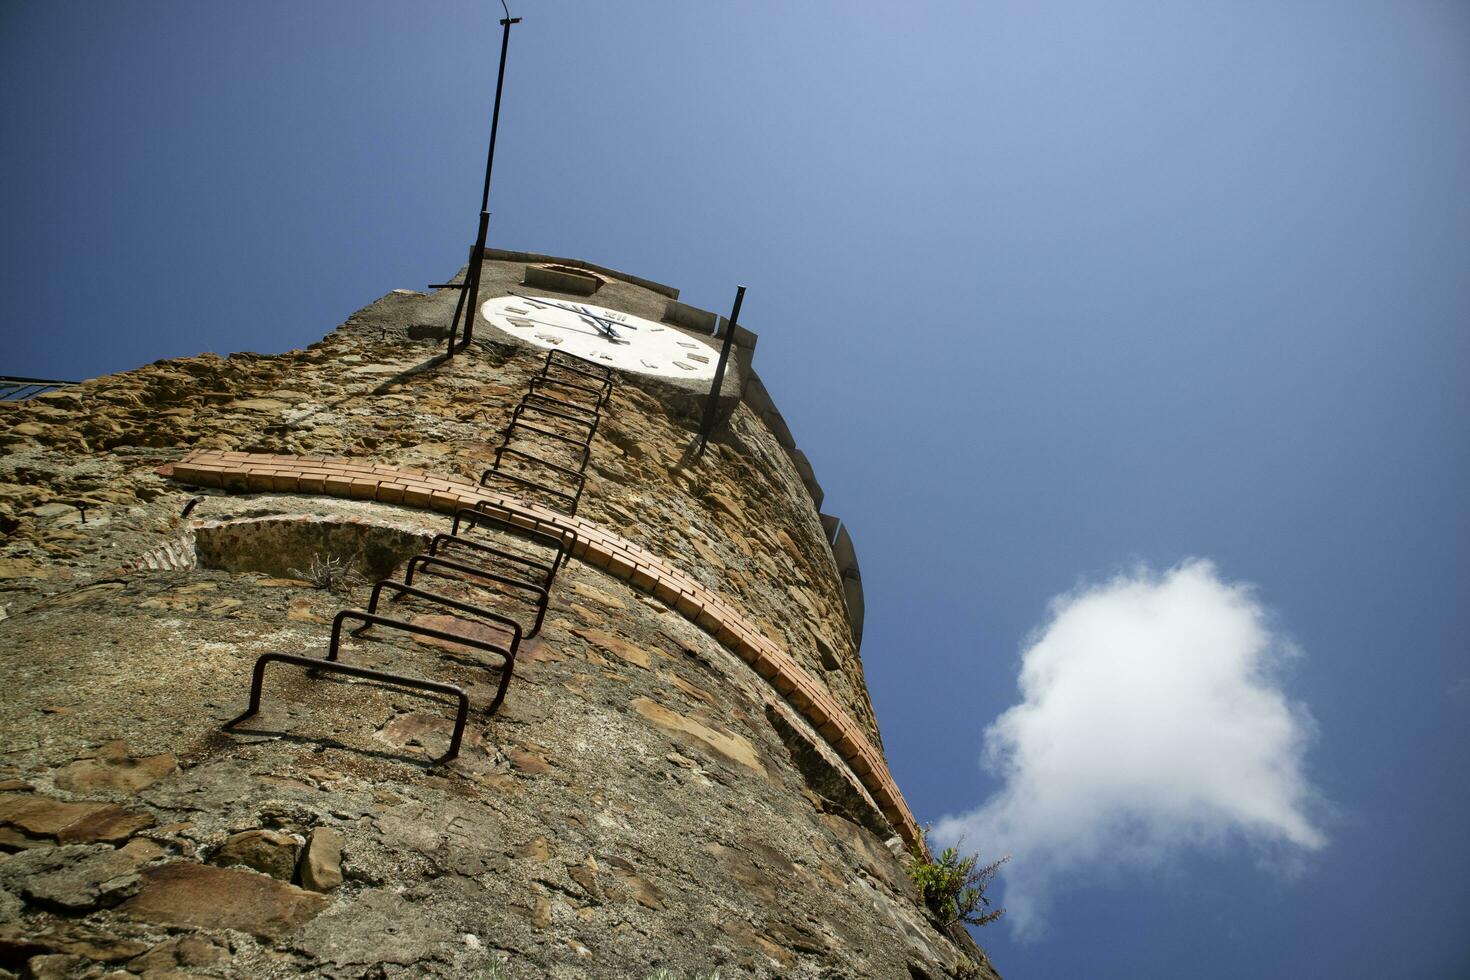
[156,450,922,850]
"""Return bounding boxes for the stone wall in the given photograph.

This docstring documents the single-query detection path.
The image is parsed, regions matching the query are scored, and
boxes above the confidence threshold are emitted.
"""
[0,257,1000,979]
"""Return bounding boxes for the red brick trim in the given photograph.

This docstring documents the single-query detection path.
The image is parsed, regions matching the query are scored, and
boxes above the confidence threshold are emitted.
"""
[159,450,922,850]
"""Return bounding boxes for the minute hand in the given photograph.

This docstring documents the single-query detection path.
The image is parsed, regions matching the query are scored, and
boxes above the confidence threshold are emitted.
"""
[511,293,634,343]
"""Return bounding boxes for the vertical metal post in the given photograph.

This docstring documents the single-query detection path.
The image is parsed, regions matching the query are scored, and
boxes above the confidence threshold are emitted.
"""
[480,14,517,217]
[694,285,746,456]
[447,9,520,355]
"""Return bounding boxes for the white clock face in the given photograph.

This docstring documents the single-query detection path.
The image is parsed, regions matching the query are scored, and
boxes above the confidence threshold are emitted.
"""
[481,294,719,380]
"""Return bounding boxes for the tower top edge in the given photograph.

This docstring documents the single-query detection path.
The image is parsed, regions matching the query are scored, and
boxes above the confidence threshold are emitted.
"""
[477,247,682,301]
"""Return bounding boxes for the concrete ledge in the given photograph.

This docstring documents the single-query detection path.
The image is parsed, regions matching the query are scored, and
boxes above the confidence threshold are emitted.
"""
[663,299,720,336]
[479,247,680,299]
[524,264,601,296]
[831,524,864,649]
[662,300,759,353]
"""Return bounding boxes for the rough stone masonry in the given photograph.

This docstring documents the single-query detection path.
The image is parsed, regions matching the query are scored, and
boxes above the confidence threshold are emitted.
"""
[0,253,1000,979]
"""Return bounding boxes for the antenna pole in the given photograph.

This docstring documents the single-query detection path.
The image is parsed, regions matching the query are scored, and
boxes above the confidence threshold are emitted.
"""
[447,6,521,356]
[694,285,746,457]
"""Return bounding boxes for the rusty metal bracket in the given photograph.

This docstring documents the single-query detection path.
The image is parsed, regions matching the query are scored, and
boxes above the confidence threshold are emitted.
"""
[224,651,470,762]
[329,609,514,713]
[479,467,580,513]
[450,504,573,550]
[510,396,598,433]
[520,388,601,419]
[517,390,601,427]
[539,352,613,405]
[543,347,616,385]
[480,445,587,515]
[430,533,561,593]
[359,582,522,714]
[486,444,588,484]
[449,506,577,582]
[501,418,593,469]
[540,362,612,403]
[364,581,524,649]
[528,374,606,411]
[402,553,550,638]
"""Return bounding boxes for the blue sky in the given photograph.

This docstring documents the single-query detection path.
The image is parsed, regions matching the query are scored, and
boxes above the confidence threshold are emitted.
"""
[3,2,1467,976]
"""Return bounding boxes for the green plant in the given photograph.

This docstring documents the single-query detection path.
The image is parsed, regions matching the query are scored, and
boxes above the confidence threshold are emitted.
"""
[953,955,985,978]
[908,829,1008,928]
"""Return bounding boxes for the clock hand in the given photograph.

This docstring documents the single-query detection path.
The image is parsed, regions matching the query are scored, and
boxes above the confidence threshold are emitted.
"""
[574,304,631,344]
[509,314,608,339]
[511,293,638,340]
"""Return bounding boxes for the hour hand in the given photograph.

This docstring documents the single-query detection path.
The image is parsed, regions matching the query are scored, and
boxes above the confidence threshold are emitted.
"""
[578,309,629,343]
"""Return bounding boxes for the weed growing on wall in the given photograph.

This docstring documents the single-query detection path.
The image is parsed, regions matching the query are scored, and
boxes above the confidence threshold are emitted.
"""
[909,829,1008,928]
[291,552,364,594]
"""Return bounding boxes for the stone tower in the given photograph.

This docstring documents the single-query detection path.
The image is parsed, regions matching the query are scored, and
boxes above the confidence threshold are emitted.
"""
[0,250,1000,979]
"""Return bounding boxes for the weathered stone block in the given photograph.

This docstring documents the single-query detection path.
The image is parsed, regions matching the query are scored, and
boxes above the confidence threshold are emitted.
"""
[119,862,329,939]
[298,827,343,892]
[209,829,299,882]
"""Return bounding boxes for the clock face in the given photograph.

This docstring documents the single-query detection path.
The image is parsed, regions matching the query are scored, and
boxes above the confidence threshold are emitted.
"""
[480,294,719,380]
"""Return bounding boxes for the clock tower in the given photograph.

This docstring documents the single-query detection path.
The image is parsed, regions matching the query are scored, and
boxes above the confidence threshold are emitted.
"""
[0,248,1000,979]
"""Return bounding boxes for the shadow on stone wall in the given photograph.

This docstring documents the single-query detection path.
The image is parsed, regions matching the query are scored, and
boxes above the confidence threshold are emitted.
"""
[193,517,430,582]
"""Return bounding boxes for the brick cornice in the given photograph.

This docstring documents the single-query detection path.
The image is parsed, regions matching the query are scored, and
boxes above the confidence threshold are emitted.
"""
[158,450,921,850]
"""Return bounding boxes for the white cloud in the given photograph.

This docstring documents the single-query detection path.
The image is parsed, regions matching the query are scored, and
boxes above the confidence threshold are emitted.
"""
[935,559,1327,939]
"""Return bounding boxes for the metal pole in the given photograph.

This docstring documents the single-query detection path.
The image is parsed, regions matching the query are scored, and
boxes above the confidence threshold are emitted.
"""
[695,285,746,456]
[448,8,520,355]
[481,13,518,215]
[445,241,476,358]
